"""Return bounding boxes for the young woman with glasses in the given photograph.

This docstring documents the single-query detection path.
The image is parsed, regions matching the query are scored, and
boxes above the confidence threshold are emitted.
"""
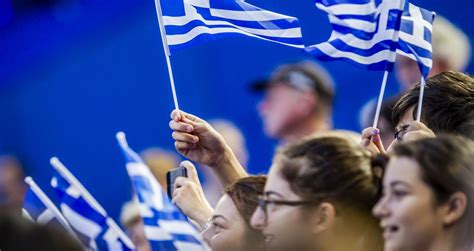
[250,136,384,251]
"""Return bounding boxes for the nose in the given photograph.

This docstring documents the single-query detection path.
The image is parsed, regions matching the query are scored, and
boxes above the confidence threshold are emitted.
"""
[372,196,390,219]
[250,207,266,230]
[257,98,268,116]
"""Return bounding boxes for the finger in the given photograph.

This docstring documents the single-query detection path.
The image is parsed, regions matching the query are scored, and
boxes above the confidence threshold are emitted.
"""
[174,141,195,151]
[172,132,199,144]
[173,176,188,191]
[361,127,379,139]
[180,160,200,184]
[360,138,371,147]
[371,133,386,154]
[169,120,194,133]
[171,109,182,122]
[179,111,204,123]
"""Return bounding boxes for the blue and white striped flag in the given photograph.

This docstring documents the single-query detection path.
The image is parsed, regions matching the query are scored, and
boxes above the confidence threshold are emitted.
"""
[50,157,135,251]
[160,0,304,54]
[22,176,77,238]
[397,3,435,78]
[306,0,404,71]
[116,132,208,251]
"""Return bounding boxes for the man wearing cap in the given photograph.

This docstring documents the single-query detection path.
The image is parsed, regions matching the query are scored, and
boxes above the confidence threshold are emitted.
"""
[252,61,335,143]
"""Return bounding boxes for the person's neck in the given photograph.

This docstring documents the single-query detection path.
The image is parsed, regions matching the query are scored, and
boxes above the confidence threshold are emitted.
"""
[281,115,331,143]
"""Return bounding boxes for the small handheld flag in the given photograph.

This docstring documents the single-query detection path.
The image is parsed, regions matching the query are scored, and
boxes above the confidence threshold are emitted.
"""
[116,132,208,251]
[50,157,135,251]
[22,176,77,238]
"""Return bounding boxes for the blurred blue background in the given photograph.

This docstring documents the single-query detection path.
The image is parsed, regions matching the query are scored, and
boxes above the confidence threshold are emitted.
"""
[1,0,472,222]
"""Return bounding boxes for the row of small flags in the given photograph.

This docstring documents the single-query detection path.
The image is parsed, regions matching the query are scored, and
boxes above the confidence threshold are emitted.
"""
[159,0,435,78]
[22,132,209,251]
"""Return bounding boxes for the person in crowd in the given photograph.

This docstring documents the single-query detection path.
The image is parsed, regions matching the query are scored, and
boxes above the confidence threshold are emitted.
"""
[120,200,151,251]
[0,210,83,251]
[0,155,26,212]
[140,147,181,190]
[361,71,474,154]
[373,135,474,251]
[172,161,266,251]
[251,61,335,143]
[250,136,383,251]
[396,16,471,90]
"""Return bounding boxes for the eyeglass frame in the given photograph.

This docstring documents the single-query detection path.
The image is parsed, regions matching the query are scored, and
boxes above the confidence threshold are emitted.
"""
[257,195,317,221]
[394,124,410,142]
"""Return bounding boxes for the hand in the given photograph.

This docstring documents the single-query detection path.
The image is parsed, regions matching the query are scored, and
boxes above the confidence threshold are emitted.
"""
[172,161,214,230]
[170,110,230,167]
[169,110,248,186]
[360,127,386,155]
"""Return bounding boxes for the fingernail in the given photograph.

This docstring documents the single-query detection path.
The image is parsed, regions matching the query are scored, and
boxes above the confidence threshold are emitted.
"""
[372,129,380,135]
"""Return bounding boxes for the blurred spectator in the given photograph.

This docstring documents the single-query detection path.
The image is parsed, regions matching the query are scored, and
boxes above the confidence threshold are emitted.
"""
[120,200,151,251]
[0,210,83,251]
[252,61,335,143]
[140,147,181,191]
[0,155,26,212]
[396,16,471,90]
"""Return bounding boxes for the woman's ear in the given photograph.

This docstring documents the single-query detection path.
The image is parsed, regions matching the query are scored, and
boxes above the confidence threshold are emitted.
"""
[442,192,467,227]
[311,202,336,235]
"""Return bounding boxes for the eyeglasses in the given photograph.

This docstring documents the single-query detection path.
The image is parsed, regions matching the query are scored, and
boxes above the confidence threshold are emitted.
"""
[257,195,315,221]
[394,125,410,142]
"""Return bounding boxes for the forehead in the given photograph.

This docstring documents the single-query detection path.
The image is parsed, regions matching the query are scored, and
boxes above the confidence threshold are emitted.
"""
[396,106,415,129]
[384,156,422,185]
[214,194,242,222]
[265,164,301,199]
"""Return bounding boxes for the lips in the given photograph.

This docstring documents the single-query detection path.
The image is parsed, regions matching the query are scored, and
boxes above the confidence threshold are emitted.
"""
[263,233,275,243]
[381,224,399,239]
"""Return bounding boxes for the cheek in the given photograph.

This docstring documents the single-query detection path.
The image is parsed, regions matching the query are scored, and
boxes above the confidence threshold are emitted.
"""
[211,228,246,251]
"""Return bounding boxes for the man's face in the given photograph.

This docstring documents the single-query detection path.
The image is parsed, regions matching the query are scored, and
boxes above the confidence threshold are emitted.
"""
[257,83,308,139]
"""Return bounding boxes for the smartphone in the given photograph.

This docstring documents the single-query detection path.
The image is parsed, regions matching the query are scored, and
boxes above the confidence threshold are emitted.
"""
[166,166,188,199]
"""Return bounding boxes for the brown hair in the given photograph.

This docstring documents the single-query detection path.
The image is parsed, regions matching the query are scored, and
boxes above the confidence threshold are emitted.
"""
[275,136,384,250]
[392,71,474,139]
[392,135,474,249]
[224,175,266,225]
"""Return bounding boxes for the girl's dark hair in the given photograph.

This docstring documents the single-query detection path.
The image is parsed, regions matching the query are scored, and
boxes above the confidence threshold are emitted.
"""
[274,136,385,250]
[224,175,266,225]
[392,135,474,248]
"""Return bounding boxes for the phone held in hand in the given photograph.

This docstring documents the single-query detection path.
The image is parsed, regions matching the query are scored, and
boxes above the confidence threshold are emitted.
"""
[166,166,188,199]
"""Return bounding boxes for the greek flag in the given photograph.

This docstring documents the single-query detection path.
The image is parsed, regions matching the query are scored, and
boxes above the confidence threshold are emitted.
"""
[22,176,77,237]
[160,0,304,54]
[116,132,208,251]
[397,3,435,78]
[306,0,404,71]
[50,157,135,251]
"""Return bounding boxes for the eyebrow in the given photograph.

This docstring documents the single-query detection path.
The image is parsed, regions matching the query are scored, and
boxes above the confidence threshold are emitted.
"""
[389,180,411,188]
[264,191,284,198]
[211,215,228,223]
[396,124,410,131]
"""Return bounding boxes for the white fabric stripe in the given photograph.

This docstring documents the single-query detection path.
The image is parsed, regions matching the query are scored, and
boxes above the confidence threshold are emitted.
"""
[316,42,393,64]
[210,8,294,21]
[328,15,375,33]
[399,5,433,49]
[174,241,207,251]
[166,26,303,48]
[316,2,376,16]
[37,209,55,224]
[126,162,166,210]
[164,15,302,38]
[326,29,398,50]
[159,220,201,236]
[144,225,174,240]
[399,31,431,51]
[138,204,155,218]
[126,162,154,177]
[61,204,102,239]
[396,49,432,66]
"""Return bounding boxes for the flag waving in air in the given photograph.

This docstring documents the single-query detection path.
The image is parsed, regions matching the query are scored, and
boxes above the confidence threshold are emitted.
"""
[117,132,208,251]
[159,0,304,54]
[50,157,135,251]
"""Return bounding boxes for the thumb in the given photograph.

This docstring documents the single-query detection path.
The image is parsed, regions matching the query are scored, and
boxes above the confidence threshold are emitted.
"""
[180,160,200,184]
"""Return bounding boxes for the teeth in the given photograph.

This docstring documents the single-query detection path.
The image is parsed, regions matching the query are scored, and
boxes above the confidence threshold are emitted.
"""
[265,235,275,242]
